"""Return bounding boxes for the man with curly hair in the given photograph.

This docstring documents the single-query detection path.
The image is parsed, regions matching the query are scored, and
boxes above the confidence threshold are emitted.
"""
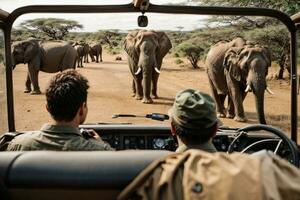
[7,70,114,151]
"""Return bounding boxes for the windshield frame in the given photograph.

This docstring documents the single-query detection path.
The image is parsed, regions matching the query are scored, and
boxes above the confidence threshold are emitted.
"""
[3,2,298,142]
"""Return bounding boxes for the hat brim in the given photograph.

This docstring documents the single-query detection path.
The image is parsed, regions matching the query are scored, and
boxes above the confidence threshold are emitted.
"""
[169,106,224,128]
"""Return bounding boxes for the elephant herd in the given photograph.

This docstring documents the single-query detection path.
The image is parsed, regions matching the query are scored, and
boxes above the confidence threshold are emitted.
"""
[73,42,103,68]
[123,31,272,124]
[11,31,273,124]
[11,39,103,94]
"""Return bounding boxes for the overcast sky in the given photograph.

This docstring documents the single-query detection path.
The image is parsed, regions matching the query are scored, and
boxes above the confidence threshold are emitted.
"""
[1,0,208,32]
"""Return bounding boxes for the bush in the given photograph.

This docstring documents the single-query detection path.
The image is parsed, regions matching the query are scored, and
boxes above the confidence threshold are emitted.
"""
[176,42,204,68]
[175,58,183,65]
[174,52,179,57]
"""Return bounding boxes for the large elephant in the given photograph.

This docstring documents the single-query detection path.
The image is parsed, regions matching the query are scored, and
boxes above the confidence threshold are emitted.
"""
[223,45,272,124]
[12,39,77,94]
[89,43,103,63]
[124,30,172,103]
[205,37,246,118]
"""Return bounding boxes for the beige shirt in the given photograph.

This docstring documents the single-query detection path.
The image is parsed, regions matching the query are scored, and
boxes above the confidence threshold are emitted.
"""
[118,150,300,200]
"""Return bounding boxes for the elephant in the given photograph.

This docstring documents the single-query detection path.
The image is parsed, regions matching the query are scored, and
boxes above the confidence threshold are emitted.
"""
[124,30,172,104]
[89,43,102,63]
[222,45,272,124]
[74,44,84,68]
[12,39,77,94]
[205,37,246,118]
[82,43,90,63]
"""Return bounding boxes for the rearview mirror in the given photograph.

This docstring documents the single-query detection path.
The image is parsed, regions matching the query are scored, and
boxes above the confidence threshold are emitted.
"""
[138,15,148,27]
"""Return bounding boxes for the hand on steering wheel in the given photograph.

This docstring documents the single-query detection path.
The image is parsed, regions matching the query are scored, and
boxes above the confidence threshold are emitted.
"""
[227,124,299,167]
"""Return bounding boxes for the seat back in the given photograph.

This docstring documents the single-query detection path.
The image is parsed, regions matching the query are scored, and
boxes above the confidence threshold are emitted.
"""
[0,150,170,200]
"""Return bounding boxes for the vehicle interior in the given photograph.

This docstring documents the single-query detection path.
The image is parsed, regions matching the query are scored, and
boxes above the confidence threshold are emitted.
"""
[0,0,299,199]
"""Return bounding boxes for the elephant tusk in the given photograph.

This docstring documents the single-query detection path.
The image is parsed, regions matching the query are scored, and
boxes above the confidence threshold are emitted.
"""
[245,85,252,93]
[134,67,142,75]
[154,67,161,74]
[266,87,274,95]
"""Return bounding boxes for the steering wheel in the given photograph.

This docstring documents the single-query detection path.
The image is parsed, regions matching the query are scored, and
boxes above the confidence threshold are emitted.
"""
[228,124,299,167]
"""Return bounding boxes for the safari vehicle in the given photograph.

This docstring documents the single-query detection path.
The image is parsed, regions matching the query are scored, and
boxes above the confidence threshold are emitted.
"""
[0,0,299,199]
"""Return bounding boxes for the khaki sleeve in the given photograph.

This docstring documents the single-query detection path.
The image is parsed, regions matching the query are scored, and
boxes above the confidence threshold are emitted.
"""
[85,139,115,151]
[261,152,300,200]
[68,138,115,151]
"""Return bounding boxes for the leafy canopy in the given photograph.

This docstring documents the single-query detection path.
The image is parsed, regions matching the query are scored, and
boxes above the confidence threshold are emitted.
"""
[20,18,83,40]
[188,0,299,15]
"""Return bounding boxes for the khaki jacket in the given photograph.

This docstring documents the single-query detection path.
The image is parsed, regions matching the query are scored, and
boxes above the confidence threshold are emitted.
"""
[6,124,114,151]
[118,150,300,200]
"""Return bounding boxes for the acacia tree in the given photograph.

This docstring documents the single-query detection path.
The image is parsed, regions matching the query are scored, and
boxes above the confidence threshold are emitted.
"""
[20,18,83,40]
[189,0,299,15]
[178,43,204,68]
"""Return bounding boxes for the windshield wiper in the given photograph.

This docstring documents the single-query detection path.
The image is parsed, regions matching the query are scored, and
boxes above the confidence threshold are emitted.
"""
[112,113,169,121]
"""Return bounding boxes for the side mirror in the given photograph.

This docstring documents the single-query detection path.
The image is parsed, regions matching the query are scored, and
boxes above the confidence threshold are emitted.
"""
[138,15,148,27]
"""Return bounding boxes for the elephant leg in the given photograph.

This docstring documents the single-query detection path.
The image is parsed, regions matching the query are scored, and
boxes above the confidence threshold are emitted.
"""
[76,58,80,68]
[151,72,159,99]
[90,54,95,62]
[28,67,41,95]
[226,96,235,118]
[96,54,99,63]
[81,57,83,68]
[24,73,32,93]
[208,77,226,117]
[142,72,153,104]
[131,79,136,97]
[100,52,103,62]
[135,77,143,100]
[227,80,246,122]
[85,54,89,63]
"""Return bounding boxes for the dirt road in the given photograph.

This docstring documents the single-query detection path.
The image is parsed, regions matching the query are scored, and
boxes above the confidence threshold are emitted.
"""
[12,51,299,138]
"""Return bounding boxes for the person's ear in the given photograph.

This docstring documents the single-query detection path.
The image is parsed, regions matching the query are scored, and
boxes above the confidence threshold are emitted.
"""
[78,103,85,116]
[170,122,176,136]
[46,104,50,112]
[212,123,218,138]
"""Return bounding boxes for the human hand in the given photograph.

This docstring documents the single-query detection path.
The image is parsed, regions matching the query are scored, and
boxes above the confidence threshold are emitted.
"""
[80,129,102,141]
[87,129,105,142]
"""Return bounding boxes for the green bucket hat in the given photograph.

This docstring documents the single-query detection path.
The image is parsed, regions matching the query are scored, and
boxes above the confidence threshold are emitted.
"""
[169,89,218,129]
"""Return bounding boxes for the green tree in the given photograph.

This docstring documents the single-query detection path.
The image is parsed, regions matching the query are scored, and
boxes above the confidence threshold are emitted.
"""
[20,18,83,40]
[177,43,204,68]
[189,0,299,15]
[189,0,299,29]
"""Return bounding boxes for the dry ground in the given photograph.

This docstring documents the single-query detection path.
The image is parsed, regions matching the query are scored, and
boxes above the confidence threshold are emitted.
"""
[11,50,300,140]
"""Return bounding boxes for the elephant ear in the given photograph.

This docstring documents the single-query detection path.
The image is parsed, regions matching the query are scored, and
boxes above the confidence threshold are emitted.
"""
[224,48,242,81]
[23,40,39,64]
[261,47,271,67]
[124,31,139,64]
[155,31,172,67]
[238,47,252,74]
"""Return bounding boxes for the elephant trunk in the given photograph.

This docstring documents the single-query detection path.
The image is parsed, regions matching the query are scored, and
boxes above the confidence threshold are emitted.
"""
[11,57,16,69]
[252,80,267,124]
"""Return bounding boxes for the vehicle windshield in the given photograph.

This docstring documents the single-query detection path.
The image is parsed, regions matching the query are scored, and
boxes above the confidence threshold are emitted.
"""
[3,2,298,141]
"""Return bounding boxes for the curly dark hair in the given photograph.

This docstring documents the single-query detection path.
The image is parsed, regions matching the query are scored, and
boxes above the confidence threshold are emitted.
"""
[171,120,217,145]
[46,69,89,121]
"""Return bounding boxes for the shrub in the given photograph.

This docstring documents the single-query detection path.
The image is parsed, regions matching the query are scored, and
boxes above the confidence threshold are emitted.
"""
[177,42,204,68]
[175,58,183,65]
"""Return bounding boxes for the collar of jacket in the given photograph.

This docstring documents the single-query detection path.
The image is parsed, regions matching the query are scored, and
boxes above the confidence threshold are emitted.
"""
[40,123,81,136]
[176,141,217,153]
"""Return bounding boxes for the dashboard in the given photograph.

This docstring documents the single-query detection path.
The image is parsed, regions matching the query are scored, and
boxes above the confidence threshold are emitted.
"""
[79,124,293,158]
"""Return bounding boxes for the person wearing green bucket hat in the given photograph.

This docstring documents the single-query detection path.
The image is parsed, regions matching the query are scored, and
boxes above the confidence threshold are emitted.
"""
[168,89,221,153]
